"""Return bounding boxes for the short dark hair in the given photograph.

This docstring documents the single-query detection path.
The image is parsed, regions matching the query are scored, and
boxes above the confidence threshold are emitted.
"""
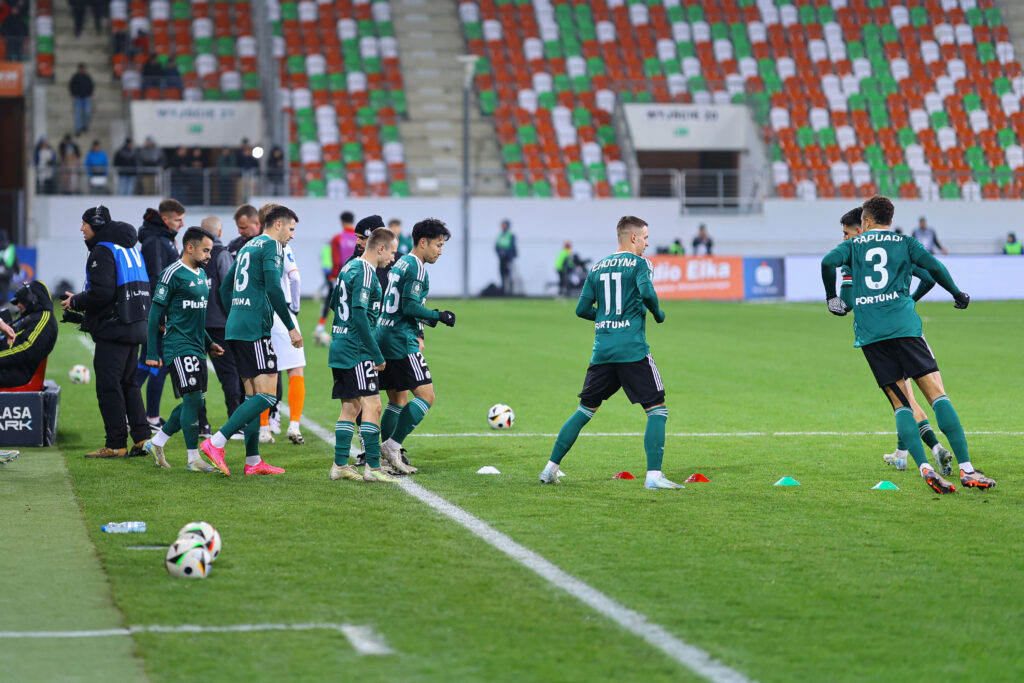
[233,204,257,221]
[340,211,354,224]
[182,227,215,249]
[367,227,397,252]
[388,218,401,227]
[411,218,451,246]
[159,198,185,215]
[264,205,298,228]
[616,215,647,238]
[840,207,862,227]
[862,195,894,226]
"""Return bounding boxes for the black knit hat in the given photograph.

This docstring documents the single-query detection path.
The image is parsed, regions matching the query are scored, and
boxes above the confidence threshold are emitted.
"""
[354,214,385,239]
[82,205,111,229]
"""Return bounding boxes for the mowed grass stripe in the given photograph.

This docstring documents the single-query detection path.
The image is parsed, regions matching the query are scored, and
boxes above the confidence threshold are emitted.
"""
[291,408,753,683]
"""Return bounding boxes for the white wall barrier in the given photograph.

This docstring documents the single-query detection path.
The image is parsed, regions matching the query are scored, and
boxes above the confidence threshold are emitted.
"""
[32,196,1024,298]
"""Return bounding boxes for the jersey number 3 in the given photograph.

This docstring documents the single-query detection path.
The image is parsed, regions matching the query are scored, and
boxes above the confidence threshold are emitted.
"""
[864,247,889,290]
[599,272,623,315]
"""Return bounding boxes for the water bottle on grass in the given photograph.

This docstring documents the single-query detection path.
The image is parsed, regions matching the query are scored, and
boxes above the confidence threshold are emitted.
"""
[101,521,147,533]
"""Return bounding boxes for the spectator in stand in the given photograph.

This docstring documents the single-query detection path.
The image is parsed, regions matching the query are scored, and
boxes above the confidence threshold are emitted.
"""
[266,145,285,195]
[58,133,80,160]
[214,147,236,205]
[1,4,28,61]
[1004,232,1022,255]
[87,0,106,33]
[692,224,713,255]
[113,138,138,195]
[58,143,82,194]
[163,59,182,92]
[913,216,948,255]
[84,139,109,178]
[236,141,259,197]
[69,0,87,37]
[68,63,94,135]
[138,136,165,195]
[168,145,189,200]
[141,54,164,92]
[186,147,204,203]
[129,30,150,60]
[34,137,58,194]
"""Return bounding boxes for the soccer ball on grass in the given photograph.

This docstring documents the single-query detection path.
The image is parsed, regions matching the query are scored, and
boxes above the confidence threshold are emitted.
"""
[177,521,221,562]
[69,364,90,384]
[165,536,212,578]
[487,404,515,430]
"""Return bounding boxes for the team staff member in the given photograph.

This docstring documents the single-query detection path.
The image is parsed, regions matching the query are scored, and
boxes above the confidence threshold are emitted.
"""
[229,204,261,256]
[61,206,152,458]
[137,198,186,432]
[0,282,58,388]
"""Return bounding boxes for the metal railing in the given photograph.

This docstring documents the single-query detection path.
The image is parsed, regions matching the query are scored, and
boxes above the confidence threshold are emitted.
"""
[636,168,766,211]
[35,167,286,205]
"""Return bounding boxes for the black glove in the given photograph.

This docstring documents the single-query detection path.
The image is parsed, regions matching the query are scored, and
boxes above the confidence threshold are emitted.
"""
[953,291,970,309]
[436,310,456,327]
[826,296,850,316]
[423,316,438,328]
[61,310,85,324]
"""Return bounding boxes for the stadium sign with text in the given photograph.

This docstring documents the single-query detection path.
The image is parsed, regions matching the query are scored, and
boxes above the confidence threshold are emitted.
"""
[130,102,263,147]
[623,104,750,150]
[648,255,744,300]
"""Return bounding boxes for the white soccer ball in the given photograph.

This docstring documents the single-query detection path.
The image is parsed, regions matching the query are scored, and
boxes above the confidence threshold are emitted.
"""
[165,536,212,578]
[177,521,221,562]
[487,403,515,430]
[69,364,90,384]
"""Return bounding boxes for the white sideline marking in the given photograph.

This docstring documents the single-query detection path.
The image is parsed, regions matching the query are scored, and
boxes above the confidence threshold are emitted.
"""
[294,410,752,683]
[394,430,1024,438]
[0,623,393,654]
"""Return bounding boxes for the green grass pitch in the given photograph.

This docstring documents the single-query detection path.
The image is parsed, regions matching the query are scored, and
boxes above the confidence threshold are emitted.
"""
[7,298,1024,681]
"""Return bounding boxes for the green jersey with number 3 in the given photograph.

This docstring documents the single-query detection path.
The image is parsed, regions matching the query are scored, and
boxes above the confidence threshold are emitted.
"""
[329,258,383,368]
[225,234,284,341]
[376,254,430,358]
[824,230,932,347]
[580,252,656,364]
[150,261,209,360]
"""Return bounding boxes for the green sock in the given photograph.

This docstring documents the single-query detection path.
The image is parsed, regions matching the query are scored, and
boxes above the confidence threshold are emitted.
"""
[644,405,669,471]
[244,412,261,457]
[549,405,594,464]
[380,402,402,442]
[931,396,969,464]
[361,422,381,469]
[895,407,929,468]
[918,419,938,449]
[180,393,202,450]
[391,397,431,445]
[334,420,355,466]
[163,403,183,437]
[219,393,275,441]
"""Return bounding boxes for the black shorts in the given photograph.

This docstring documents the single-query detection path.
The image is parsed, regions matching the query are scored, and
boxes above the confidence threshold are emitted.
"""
[378,352,432,391]
[332,362,380,399]
[578,355,665,409]
[229,338,278,378]
[168,354,208,398]
[861,336,939,387]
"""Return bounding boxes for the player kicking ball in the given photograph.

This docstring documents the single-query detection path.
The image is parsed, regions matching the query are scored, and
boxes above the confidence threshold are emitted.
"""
[143,227,223,471]
[822,196,995,493]
[539,215,681,490]
[836,208,953,474]
[375,218,456,475]
[200,205,303,476]
[327,223,398,482]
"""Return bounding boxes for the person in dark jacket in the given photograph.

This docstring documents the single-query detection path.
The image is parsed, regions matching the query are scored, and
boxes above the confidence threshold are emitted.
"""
[68,63,94,135]
[113,138,138,195]
[227,203,261,256]
[136,198,185,431]
[60,206,151,457]
[0,281,58,388]
[196,215,243,436]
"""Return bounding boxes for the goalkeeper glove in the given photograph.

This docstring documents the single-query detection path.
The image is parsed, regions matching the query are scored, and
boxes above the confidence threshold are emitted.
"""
[436,310,456,327]
[826,296,850,316]
[953,291,970,309]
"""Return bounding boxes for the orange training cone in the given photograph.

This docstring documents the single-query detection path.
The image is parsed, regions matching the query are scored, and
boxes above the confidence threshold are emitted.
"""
[612,471,635,480]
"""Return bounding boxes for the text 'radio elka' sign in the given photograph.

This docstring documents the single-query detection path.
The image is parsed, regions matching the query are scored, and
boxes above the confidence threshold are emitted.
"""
[648,255,745,300]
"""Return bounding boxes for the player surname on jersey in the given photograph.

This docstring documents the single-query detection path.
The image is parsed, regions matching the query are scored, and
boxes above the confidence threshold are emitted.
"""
[595,320,632,330]
[855,292,901,306]
[853,232,903,244]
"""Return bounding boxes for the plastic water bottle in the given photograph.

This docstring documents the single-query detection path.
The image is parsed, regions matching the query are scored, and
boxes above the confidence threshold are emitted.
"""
[101,521,147,533]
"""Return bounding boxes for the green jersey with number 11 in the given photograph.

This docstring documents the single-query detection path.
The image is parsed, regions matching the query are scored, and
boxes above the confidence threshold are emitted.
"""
[579,252,661,364]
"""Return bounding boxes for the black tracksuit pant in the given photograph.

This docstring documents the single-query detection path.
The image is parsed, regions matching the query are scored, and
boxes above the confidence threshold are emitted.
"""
[94,338,150,449]
[198,327,244,428]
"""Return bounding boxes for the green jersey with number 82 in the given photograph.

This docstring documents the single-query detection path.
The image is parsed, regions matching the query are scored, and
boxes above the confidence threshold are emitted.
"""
[823,229,932,347]
[376,254,430,358]
[225,235,284,342]
[329,258,383,368]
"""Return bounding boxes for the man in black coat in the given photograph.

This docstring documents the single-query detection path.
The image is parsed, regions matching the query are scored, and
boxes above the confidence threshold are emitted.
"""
[136,198,185,431]
[61,206,152,457]
[68,63,94,135]
[0,282,58,388]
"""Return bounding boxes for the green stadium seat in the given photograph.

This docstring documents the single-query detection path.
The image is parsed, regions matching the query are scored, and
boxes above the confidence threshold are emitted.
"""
[940,182,960,199]
[305,179,326,197]
[612,181,631,198]
[513,180,530,197]
[390,180,409,197]
[533,180,552,197]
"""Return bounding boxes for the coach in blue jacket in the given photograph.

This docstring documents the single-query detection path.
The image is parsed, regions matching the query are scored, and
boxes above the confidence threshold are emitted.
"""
[61,206,153,458]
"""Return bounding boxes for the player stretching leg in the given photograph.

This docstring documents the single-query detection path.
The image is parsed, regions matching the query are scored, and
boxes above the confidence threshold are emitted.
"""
[822,196,995,493]
[376,218,456,475]
[328,225,397,482]
[836,208,953,474]
[200,205,303,476]
[539,216,680,490]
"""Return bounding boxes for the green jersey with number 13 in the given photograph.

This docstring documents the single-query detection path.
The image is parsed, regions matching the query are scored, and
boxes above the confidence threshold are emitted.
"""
[224,234,284,341]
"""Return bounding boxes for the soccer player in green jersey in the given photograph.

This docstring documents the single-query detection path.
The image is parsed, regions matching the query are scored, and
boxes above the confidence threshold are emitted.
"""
[200,205,303,476]
[143,227,224,471]
[539,216,681,490]
[328,224,399,483]
[837,207,954,474]
[376,218,456,475]
[822,196,995,493]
